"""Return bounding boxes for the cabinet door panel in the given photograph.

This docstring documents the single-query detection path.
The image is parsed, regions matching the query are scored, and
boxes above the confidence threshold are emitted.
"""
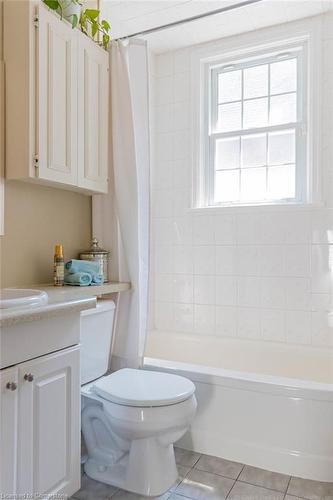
[78,38,109,193]
[38,4,78,185]
[0,367,19,496]
[18,347,80,498]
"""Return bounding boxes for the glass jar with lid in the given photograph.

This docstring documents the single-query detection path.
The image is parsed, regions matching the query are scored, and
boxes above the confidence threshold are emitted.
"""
[79,238,110,283]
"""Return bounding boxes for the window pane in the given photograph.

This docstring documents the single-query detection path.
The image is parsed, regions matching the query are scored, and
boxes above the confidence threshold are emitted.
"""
[244,64,268,99]
[268,130,295,165]
[240,167,266,201]
[216,137,240,170]
[241,133,266,168]
[218,70,242,103]
[270,93,296,125]
[267,165,295,199]
[270,58,297,95]
[218,102,242,132]
[243,97,268,129]
[215,170,240,202]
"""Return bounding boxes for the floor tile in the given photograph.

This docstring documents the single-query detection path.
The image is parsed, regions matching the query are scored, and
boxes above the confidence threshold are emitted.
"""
[174,447,201,467]
[238,465,290,492]
[228,481,285,500]
[112,489,171,500]
[170,465,191,491]
[287,477,333,500]
[175,468,234,500]
[285,496,304,500]
[195,454,243,480]
[72,474,118,500]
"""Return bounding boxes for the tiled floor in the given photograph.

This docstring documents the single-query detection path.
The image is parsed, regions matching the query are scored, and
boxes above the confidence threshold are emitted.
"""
[71,448,333,500]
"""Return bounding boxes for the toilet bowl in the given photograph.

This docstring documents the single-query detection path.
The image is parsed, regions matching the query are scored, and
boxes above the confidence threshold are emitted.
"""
[80,301,197,496]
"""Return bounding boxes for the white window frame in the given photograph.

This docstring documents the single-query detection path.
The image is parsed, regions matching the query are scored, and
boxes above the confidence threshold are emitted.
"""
[191,18,322,210]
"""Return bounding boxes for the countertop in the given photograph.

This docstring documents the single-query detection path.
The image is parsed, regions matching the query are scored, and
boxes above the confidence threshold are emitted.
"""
[1,281,131,328]
[30,281,131,300]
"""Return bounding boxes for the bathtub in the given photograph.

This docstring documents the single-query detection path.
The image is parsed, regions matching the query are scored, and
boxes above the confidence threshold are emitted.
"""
[144,331,333,482]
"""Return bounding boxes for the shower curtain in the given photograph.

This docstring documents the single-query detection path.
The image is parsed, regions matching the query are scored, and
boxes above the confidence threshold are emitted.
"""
[92,39,150,370]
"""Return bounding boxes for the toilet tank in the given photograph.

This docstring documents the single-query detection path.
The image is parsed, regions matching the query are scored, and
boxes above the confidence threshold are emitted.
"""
[80,299,116,385]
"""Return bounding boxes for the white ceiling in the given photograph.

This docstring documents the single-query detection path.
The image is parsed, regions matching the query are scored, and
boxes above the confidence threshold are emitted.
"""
[100,0,333,53]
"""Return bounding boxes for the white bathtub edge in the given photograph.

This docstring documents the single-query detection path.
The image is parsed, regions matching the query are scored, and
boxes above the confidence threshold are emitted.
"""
[144,357,333,402]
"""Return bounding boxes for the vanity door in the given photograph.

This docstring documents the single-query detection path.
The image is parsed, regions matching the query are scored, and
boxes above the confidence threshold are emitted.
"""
[17,346,81,499]
[0,366,19,497]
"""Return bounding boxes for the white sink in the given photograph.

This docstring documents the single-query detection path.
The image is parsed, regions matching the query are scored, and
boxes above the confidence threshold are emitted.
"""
[0,289,48,309]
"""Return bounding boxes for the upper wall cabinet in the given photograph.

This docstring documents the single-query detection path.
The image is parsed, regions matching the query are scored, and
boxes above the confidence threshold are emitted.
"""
[38,4,78,186]
[78,34,109,193]
[4,1,109,195]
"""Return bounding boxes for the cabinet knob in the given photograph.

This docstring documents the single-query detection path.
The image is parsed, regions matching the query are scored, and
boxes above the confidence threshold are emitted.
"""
[6,382,17,391]
[24,373,34,382]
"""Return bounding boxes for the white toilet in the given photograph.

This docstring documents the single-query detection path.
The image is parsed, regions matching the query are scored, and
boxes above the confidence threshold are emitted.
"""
[80,300,197,496]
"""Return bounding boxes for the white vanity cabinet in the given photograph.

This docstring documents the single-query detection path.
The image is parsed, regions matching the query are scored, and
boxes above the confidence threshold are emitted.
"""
[0,346,80,499]
[0,366,19,497]
[4,1,109,194]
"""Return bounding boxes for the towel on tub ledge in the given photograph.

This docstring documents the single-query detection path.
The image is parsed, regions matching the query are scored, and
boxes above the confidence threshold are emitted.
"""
[64,272,92,286]
[65,259,100,275]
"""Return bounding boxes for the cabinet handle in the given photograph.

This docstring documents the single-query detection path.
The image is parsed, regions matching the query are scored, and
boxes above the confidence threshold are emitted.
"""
[24,373,34,382]
[6,382,17,391]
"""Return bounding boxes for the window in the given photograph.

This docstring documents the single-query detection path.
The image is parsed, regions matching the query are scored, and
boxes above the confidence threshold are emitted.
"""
[202,42,308,207]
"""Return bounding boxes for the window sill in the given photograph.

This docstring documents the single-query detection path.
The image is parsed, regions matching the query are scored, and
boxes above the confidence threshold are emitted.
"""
[188,201,325,215]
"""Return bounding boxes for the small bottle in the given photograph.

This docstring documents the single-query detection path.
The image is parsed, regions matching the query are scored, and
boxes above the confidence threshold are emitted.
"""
[54,244,64,287]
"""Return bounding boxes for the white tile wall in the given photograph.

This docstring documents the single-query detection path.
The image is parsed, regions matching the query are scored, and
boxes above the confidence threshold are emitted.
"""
[149,13,333,347]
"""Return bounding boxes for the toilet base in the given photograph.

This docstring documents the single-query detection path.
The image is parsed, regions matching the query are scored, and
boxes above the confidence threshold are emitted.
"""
[84,439,178,496]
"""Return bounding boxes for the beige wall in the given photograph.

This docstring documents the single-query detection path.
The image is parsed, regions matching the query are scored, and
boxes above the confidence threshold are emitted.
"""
[0,0,92,287]
[1,182,91,287]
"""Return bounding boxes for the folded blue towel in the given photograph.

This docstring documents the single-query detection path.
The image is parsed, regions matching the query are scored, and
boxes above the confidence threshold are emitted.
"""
[64,272,92,286]
[65,259,100,275]
[91,274,104,285]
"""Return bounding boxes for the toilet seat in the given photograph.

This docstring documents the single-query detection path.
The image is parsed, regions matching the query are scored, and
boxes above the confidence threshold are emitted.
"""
[91,368,195,407]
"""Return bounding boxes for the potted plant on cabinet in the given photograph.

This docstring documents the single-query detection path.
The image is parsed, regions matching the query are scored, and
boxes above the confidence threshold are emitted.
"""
[42,0,111,49]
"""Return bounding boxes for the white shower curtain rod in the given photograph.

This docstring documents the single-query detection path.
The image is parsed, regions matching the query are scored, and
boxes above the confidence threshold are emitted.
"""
[113,0,263,41]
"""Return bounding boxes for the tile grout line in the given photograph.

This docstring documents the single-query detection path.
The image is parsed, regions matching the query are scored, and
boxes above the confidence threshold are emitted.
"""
[285,495,312,500]
[193,466,245,482]
[191,453,202,468]
[172,492,198,500]
[172,451,202,498]
[108,487,121,499]
[283,476,314,500]
[225,478,237,500]
[193,461,284,487]
[235,478,291,495]
[235,463,245,481]
[175,453,241,500]
[283,475,293,500]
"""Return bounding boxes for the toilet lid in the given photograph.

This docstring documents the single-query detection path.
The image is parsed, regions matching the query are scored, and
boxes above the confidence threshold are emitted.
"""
[92,368,195,407]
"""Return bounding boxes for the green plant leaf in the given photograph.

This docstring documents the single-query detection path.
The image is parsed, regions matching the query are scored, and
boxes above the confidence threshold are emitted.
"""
[71,13,78,28]
[85,9,99,21]
[43,0,60,10]
[79,12,88,34]
[91,20,98,38]
[101,19,110,32]
[102,33,110,50]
